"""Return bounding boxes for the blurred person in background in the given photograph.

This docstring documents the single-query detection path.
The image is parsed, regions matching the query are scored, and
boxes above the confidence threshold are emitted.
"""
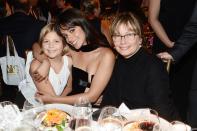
[28,0,51,22]
[149,0,197,121]
[0,0,45,108]
[80,0,110,46]
[157,1,197,127]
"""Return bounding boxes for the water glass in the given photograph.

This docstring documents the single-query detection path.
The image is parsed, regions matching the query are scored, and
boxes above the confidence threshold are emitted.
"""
[72,97,93,131]
[98,106,123,131]
[22,97,43,111]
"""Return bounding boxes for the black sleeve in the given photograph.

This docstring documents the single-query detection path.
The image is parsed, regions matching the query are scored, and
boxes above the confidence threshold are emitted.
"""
[169,1,197,62]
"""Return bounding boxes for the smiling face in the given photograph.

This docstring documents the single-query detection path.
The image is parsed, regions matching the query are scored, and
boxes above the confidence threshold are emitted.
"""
[112,22,142,59]
[42,31,64,59]
[60,26,87,49]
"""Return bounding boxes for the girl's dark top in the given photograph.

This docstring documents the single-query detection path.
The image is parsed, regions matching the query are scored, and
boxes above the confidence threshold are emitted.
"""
[101,48,179,121]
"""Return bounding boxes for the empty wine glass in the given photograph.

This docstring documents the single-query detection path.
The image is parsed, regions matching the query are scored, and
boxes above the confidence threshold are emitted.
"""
[98,106,123,131]
[22,97,43,111]
[71,97,93,131]
[22,98,45,130]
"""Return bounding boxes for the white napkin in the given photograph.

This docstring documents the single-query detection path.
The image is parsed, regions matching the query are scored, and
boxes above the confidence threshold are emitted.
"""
[118,103,150,121]
[0,103,23,130]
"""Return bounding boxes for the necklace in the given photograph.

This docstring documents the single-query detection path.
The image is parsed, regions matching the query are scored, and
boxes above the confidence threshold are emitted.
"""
[57,73,62,85]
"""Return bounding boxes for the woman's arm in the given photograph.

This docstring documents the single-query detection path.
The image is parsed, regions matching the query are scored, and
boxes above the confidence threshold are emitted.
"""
[30,59,56,96]
[32,42,50,81]
[148,0,174,48]
[60,75,72,96]
[60,56,73,96]
[36,48,116,104]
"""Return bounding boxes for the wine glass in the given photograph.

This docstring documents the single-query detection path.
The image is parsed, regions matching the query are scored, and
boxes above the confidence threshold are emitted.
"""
[71,97,93,131]
[22,97,43,111]
[137,108,160,131]
[98,106,123,131]
[22,98,45,130]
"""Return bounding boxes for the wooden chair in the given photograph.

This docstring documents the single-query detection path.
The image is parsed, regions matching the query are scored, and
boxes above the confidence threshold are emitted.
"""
[166,59,172,73]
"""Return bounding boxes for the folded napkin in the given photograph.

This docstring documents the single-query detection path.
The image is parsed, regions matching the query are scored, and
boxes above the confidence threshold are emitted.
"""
[118,103,150,121]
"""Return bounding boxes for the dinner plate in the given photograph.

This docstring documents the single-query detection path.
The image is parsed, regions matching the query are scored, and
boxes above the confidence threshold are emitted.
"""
[23,103,73,115]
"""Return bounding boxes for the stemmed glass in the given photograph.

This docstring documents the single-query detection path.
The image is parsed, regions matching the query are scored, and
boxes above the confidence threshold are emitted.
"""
[22,97,43,111]
[22,98,45,129]
[98,106,123,131]
[71,97,93,131]
[138,108,160,130]
[123,108,160,131]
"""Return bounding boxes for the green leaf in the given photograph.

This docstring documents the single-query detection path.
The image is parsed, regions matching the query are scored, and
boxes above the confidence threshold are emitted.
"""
[56,125,64,131]
[62,120,66,127]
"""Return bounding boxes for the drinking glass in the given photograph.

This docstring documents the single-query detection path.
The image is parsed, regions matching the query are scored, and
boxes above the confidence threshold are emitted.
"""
[71,97,93,131]
[125,109,160,131]
[0,101,22,130]
[22,98,45,130]
[22,97,43,111]
[98,106,123,131]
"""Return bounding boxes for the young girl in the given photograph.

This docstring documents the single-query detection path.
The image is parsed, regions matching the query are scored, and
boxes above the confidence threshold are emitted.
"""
[30,23,72,97]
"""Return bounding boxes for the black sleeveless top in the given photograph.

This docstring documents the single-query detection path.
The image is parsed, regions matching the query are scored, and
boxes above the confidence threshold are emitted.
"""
[69,66,94,95]
[68,44,98,95]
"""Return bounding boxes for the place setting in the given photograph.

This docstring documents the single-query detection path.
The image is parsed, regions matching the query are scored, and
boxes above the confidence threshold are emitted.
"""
[0,98,192,131]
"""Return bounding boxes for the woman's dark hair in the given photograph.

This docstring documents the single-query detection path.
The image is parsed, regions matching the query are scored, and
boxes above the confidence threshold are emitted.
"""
[55,8,107,47]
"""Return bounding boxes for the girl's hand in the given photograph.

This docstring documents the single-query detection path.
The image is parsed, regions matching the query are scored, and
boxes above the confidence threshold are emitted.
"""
[35,91,53,104]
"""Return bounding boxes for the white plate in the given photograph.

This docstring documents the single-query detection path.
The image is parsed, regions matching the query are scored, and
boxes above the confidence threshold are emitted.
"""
[23,103,73,115]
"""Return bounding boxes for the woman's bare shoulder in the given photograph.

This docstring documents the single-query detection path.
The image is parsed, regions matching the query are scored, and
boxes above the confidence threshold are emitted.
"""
[64,55,73,69]
[99,47,115,58]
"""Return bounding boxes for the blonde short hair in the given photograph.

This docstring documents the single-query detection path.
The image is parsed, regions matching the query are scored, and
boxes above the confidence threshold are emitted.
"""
[110,12,143,39]
[39,23,66,47]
